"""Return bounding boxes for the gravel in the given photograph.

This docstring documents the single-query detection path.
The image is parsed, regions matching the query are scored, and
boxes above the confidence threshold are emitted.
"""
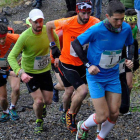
[0,0,140,139]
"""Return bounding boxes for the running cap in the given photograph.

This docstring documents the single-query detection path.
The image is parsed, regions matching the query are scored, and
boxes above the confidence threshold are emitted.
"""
[26,17,32,26]
[29,9,44,21]
[76,0,92,13]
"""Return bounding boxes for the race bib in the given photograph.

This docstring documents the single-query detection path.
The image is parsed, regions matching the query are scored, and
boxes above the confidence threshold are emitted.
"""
[99,50,122,69]
[0,58,9,67]
[70,42,89,57]
[34,55,50,70]
[119,58,125,74]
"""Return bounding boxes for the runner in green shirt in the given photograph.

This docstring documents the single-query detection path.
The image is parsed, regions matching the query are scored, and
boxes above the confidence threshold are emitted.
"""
[8,9,60,134]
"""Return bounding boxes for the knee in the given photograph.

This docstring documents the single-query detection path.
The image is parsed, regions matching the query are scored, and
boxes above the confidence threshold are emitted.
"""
[79,87,88,98]
[34,98,44,107]
[11,85,20,94]
[44,99,52,105]
[97,111,109,123]
[0,97,7,103]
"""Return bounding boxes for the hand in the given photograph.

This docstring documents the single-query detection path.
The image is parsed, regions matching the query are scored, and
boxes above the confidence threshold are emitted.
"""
[51,46,61,58]
[21,73,33,83]
[88,65,100,75]
[125,59,133,69]
[54,58,59,67]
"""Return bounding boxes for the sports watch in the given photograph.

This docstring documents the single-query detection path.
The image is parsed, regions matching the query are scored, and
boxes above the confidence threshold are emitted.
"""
[85,63,92,68]
[49,41,56,48]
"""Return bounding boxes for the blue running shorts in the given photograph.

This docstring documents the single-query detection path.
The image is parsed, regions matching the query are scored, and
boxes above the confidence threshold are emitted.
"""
[86,72,122,99]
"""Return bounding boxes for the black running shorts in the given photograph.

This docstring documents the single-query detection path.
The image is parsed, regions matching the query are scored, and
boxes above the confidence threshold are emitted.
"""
[58,61,87,89]
[0,75,7,87]
[51,63,59,73]
[26,70,53,93]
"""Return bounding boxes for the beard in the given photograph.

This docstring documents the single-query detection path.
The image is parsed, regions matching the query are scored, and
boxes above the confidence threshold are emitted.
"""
[32,26,42,32]
[78,15,89,24]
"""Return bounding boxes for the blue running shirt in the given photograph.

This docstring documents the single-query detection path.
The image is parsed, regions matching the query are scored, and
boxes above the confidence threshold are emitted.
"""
[77,21,134,81]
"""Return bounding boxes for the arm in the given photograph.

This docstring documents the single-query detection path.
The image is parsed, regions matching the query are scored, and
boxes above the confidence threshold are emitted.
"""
[72,39,100,75]
[46,20,60,58]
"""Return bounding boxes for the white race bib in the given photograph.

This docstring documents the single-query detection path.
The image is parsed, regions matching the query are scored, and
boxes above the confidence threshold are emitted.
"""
[119,58,125,74]
[99,50,122,69]
[0,58,9,67]
[33,55,50,70]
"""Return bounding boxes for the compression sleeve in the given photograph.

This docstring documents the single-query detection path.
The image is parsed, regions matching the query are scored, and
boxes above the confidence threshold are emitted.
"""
[72,38,89,65]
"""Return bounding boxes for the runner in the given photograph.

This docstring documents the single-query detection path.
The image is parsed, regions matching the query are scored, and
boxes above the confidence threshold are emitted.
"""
[8,9,60,133]
[71,0,134,139]
[46,0,100,132]
[120,9,139,114]
[52,11,77,103]
[0,23,20,122]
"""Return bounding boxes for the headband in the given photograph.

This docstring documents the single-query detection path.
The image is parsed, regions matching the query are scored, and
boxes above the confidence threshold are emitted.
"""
[76,1,92,13]
[0,33,7,38]
[124,15,137,23]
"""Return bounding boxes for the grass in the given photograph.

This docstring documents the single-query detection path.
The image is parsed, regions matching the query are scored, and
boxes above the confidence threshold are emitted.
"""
[0,0,23,7]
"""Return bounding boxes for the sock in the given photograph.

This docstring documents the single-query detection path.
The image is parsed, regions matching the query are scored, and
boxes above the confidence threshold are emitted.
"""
[9,103,15,110]
[3,109,9,114]
[97,118,115,139]
[81,113,98,131]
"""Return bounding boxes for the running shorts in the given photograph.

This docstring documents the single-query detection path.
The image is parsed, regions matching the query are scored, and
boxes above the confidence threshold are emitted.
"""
[58,61,87,89]
[87,74,122,99]
[26,70,53,93]
[51,63,59,73]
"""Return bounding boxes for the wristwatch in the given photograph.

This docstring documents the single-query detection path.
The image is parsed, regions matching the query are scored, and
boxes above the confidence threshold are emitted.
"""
[49,41,56,47]
[85,63,91,68]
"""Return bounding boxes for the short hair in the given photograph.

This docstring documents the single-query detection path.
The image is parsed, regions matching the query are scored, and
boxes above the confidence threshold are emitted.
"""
[64,11,77,18]
[0,23,8,34]
[125,9,137,16]
[107,0,125,16]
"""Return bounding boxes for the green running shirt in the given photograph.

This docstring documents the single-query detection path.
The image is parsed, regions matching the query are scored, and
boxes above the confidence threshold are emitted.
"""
[8,25,60,74]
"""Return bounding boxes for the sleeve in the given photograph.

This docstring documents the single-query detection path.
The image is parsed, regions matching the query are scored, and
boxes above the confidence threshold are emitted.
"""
[125,26,134,46]
[77,25,97,46]
[8,35,25,75]
[54,18,68,30]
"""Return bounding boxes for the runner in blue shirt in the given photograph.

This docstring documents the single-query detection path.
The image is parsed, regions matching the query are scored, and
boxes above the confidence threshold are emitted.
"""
[72,0,134,139]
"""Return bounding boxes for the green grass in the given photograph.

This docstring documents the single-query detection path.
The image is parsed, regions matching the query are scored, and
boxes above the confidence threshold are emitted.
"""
[0,0,23,7]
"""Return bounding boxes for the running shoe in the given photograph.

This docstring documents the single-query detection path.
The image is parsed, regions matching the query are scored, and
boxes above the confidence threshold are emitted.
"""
[34,119,43,134]
[0,112,10,122]
[60,111,66,124]
[76,121,88,140]
[9,107,19,121]
[52,83,59,102]
[42,104,47,118]
[59,103,63,111]
[66,110,77,133]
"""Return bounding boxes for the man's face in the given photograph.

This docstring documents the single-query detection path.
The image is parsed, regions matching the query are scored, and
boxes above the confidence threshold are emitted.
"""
[0,36,6,45]
[30,18,43,34]
[128,22,137,30]
[106,13,125,28]
[78,11,91,24]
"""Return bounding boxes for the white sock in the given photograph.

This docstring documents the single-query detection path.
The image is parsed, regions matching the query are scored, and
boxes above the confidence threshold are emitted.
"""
[9,103,15,109]
[81,113,98,130]
[97,118,115,139]
[3,109,9,114]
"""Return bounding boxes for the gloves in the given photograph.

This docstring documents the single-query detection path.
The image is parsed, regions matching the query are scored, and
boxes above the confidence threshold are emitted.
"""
[51,46,61,59]
[0,69,9,76]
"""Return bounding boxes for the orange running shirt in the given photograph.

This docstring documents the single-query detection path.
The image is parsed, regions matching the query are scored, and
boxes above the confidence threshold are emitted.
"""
[54,15,100,66]
[0,33,19,58]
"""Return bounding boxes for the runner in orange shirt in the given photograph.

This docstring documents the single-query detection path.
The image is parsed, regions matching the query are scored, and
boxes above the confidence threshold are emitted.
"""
[0,23,20,122]
[46,0,100,132]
